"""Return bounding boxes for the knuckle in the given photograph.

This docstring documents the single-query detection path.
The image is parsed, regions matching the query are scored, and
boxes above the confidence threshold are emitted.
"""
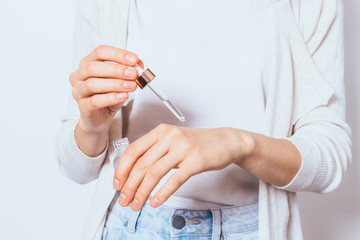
[124,144,137,156]
[120,92,129,101]
[71,88,78,100]
[94,45,106,57]
[116,49,126,59]
[113,80,123,91]
[79,58,87,68]
[83,80,94,93]
[85,62,97,76]
[120,187,130,196]
[148,166,162,179]
[110,93,118,102]
[195,155,206,168]
[179,142,191,153]
[134,158,147,172]
[168,127,184,138]
[89,97,98,108]
[122,184,136,194]
[116,65,126,78]
[114,169,125,181]
[134,192,146,202]
[170,174,183,188]
[156,123,170,132]
[69,72,76,86]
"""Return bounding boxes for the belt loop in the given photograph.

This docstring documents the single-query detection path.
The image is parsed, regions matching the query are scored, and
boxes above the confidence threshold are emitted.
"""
[127,209,141,233]
[211,209,221,240]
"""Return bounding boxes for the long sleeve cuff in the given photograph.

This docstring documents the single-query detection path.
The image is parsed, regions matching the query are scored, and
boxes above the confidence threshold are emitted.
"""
[273,134,318,192]
[57,120,108,184]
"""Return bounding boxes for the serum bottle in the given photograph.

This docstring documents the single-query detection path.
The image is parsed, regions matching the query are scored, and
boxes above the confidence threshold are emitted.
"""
[134,60,185,122]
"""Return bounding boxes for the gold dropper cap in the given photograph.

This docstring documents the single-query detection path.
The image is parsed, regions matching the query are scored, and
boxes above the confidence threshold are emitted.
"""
[135,59,156,89]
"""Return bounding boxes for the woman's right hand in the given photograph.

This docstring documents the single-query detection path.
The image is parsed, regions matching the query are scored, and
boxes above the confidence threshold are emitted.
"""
[69,45,139,156]
[70,45,139,134]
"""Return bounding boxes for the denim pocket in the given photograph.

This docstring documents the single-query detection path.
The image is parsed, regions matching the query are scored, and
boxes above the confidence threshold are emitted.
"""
[104,224,126,240]
[223,229,258,240]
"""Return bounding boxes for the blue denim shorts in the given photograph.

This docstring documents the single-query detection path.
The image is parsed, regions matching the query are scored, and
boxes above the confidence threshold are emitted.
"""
[102,191,258,240]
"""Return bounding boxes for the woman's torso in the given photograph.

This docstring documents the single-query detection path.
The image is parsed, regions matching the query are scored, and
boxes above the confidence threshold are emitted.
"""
[123,0,273,208]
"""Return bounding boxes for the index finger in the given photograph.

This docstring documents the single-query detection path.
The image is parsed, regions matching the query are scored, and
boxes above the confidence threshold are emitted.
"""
[113,130,158,190]
[86,45,139,66]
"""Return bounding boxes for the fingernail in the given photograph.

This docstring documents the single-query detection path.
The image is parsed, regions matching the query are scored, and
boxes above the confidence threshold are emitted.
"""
[125,54,136,64]
[124,67,137,78]
[116,93,127,100]
[119,192,127,205]
[131,198,140,210]
[150,197,160,207]
[113,178,121,189]
[123,81,136,90]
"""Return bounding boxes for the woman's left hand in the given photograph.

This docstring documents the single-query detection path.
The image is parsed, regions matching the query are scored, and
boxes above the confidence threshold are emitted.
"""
[113,124,255,211]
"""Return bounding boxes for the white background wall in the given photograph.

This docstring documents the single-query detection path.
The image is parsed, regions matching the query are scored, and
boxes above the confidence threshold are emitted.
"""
[0,1,358,239]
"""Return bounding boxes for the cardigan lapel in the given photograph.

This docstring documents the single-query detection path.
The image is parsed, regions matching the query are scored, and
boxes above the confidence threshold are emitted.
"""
[259,1,294,239]
[272,0,335,127]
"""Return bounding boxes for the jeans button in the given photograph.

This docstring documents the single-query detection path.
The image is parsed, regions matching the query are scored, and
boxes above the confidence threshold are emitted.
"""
[172,215,186,229]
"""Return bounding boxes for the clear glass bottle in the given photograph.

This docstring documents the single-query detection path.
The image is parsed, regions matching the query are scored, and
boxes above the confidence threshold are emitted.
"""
[112,137,130,169]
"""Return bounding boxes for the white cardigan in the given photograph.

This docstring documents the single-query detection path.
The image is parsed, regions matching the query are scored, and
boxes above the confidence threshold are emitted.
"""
[56,0,352,239]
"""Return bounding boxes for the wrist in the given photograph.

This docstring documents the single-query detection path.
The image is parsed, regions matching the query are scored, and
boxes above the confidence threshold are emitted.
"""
[77,117,110,135]
[74,121,109,157]
[231,129,257,166]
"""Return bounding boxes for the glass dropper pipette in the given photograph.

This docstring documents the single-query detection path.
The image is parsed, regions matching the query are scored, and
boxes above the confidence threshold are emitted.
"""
[134,61,186,122]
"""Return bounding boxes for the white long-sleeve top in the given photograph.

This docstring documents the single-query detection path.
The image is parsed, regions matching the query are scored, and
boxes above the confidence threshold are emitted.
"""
[120,0,275,208]
[56,0,352,239]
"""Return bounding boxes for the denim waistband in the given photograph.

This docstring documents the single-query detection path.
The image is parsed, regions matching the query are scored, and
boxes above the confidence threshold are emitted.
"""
[106,191,258,240]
